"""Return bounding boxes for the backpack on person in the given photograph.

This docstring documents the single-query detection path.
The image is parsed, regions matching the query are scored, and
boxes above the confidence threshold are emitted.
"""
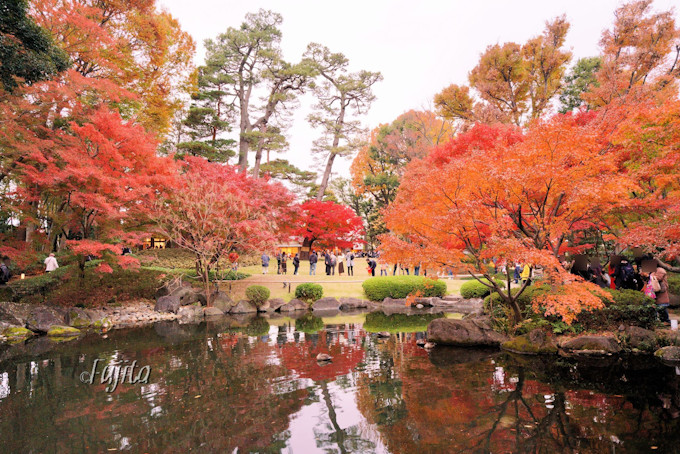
[622,263,635,283]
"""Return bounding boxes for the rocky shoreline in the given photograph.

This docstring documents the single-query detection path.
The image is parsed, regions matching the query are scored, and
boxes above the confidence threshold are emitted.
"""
[426,316,680,364]
[0,281,483,345]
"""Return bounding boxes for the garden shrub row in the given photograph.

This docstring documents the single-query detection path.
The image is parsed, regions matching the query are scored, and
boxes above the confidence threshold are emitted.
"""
[362,276,446,301]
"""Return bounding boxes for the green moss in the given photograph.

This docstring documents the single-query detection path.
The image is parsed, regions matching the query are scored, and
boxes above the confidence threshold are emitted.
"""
[2,326,34,340]
[68,311,91,328]
[93,318,112,331]
[47,325,81,337]
[502,335,557,355]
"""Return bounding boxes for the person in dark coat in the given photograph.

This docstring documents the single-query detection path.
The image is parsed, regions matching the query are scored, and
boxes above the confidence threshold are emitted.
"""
[293,253,300,275]
[309,251,318,275]
[366,258,377,276]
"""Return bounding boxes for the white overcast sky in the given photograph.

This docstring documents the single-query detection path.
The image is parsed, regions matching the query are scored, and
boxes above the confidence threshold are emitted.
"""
[159,0,678,180]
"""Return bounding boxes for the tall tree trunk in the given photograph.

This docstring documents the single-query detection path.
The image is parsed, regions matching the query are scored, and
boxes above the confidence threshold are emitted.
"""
[316,152,336,200]
[252,126,266,178]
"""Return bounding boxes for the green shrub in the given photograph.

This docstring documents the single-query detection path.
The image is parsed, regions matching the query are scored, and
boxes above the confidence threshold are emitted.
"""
[483,284,551,309]
[460,279,498,299]
[295,283,324,303]
[602,288,655,307]
[6,265,71,301]
[576,305,660,330]
[362,276,447,301]
[45,267,169,307]
[665,274,680,295]
[245,285,270,307]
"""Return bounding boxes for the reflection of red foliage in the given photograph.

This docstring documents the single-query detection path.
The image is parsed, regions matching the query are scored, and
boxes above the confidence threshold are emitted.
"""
[279,330,365,381]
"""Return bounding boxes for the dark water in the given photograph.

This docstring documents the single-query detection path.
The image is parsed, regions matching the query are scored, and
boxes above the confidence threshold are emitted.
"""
[0,311,679,453]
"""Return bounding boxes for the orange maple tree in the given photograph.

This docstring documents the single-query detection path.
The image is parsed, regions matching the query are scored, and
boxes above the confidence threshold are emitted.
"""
[379,117,627,324]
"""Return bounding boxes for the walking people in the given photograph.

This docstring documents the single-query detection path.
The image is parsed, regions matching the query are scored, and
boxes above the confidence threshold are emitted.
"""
[346,251,354,276]
[521,264,531,286]
[309,251,318,275]
[514,263,521,284]
[281,252,288,274]
[293,253,300,275]
[324,251,332,275]
[338,253,345,276]
[276,252,282,275]
[261,253,270,274]
[380,261,388,276]
[330,252,337,275]
[44,253,59,273]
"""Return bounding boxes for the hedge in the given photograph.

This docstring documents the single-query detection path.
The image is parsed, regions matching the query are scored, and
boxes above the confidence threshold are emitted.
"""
[460,279,502,299]
[362,276,446,302]
[245,285,270,307]
[295,283,323,303]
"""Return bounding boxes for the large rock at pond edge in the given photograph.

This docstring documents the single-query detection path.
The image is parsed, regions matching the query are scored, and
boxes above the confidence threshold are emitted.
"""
[619,325,658,350]
[2,326,35,342]
[229,300,258,314]
[154,279,193,299]
[154,287,202,313]
[312,297,341,311]
[264,298,286,312]
[203,307,224,317]
[212,292,234,313]
[427,317,509,347]
[0,302,32,327]
[177,305,204,322]
[26,306,66,333]
[47,325,81,337]
[338,297,371,311]
[382,297,408,307]
[155,294,181,313]
[68,308,92,329]
[502,329,558,355]
[655,346,680,363]
[559,335,621,356]
[278,299,308,312]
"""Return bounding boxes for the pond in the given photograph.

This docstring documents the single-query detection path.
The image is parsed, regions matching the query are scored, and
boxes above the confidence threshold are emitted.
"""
[0,311,679,453]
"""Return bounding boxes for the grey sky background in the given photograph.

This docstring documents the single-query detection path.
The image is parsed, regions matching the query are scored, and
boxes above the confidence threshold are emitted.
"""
[159,0,679,180]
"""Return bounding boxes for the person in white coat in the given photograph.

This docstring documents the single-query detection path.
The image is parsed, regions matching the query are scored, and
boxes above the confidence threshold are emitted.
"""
[44,253,59,272]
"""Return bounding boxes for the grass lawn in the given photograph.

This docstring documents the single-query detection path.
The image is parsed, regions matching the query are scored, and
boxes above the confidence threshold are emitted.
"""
[221,261,465,302]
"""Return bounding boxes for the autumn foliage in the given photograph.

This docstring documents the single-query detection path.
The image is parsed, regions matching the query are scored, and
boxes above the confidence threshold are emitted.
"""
[153,157,294,304]
[290,200,364,251]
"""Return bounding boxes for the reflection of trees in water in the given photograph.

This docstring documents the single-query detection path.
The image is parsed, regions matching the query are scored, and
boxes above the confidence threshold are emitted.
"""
[1,318,680,453]
[355,340,680,453]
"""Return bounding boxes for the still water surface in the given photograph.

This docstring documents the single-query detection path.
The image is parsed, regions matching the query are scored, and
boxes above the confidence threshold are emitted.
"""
[0,311,679,453]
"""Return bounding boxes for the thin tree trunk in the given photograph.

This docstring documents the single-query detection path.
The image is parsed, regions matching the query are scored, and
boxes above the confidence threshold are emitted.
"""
[316,152,336,200]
